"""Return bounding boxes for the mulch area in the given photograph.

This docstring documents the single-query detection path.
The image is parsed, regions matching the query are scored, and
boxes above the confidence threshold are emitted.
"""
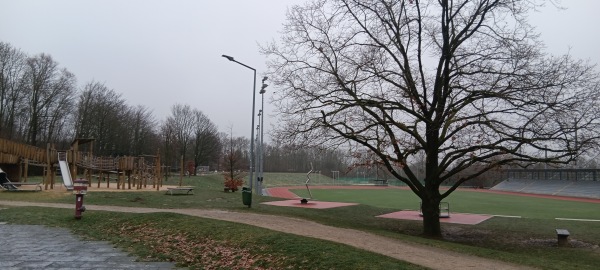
[262,199,359,209]
[377,211,492,225]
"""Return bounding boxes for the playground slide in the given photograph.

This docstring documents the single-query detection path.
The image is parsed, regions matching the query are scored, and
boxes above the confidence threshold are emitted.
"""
[58,159,74,190]
[0,167,17,190]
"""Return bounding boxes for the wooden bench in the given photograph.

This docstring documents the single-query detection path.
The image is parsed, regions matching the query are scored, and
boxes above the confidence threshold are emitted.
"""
[2,182,42,192]
[165,187,194,195]
[556,229,570,247]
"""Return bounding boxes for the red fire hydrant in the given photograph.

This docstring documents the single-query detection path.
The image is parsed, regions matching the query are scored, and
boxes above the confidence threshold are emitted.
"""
[73,179,88,220]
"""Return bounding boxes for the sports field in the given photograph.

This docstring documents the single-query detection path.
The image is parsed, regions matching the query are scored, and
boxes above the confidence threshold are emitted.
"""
[264,172,600,270]
[289,188,600,220]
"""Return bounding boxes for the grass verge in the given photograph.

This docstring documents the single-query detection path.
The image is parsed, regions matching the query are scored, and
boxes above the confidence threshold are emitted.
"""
[1,173,599,269]
[0,207,423,270]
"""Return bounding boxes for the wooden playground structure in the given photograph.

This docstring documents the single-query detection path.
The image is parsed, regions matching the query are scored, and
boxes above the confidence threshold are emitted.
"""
[0,137,165,191]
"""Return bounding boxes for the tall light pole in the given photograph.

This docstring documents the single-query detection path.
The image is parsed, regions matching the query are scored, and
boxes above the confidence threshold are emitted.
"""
[222,54,257,207]
[257,109,263,194]
[258,78,268,195]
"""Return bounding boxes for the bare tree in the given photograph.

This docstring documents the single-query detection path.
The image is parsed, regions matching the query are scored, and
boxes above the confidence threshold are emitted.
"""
[159,120,177,175]
[263,0,600,236]
[22,53,76,146]
[191,110,220,175]
[75,81,127,155]
[124,105,157,155]
[166,104,196,167]
[0,42,27,140]
[220,128,249,188]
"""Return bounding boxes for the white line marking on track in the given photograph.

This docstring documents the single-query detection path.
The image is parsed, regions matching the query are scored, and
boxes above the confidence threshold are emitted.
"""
[555,218,600,222]
[492,215,522,218]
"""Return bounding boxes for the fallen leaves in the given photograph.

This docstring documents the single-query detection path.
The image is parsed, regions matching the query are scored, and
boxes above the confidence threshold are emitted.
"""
[109,222,286,269]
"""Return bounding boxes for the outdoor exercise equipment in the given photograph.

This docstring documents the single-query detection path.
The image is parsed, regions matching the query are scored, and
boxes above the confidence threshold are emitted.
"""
[301,163,314,204]
[419,201,450,218]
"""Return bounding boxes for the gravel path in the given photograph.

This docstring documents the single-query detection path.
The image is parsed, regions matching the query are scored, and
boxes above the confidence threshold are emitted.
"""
[0,200,534,270]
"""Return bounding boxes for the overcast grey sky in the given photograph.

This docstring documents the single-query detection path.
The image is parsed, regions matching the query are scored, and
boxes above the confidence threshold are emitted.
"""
[1,0,599,139]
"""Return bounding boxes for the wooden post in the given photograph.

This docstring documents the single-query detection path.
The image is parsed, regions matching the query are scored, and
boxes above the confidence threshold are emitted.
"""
[19,160,25,182]
[127,171,131,189]
[45,143,51,190]
[86,169,91,187]
[117,171,121,189]
[155,152,160,191]
[179,155,183,187]
[69,147,77,181]
[50,166,55,189]
[24,159,29,182]
[138,158,143,190]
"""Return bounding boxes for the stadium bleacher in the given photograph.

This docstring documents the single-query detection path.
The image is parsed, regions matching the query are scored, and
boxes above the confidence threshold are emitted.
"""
[491,169,600,199]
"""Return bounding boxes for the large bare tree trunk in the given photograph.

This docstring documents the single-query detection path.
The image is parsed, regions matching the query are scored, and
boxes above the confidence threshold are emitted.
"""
[421,195,442,237]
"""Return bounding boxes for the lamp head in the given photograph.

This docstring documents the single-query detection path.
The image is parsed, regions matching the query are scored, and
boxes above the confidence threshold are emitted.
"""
[260,83,268,94]
[221,55,235,61]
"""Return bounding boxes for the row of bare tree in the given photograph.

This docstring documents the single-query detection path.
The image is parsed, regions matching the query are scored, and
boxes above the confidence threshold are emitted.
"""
[0,41,351,174]
[0,42,75,146]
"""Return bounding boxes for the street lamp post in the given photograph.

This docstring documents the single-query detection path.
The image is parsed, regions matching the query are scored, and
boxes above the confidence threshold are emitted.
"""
[257,109,263,194]
[222,54,257,207]
[258,78,268,195]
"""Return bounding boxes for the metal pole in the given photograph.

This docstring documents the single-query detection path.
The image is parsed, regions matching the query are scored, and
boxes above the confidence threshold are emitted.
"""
[257,79,268,196]
[255,123,260,193]
[256,110,263,195]
[259,92,265,195]
[222,55,257,206]
[249,69,256,197]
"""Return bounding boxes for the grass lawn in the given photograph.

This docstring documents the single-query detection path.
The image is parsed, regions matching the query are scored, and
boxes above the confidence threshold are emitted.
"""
[0,207,423,270]
[290,188,600,219]
[1,173,599,269]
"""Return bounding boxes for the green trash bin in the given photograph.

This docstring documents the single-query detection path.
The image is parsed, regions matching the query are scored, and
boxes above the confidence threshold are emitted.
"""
[242,187,252,207]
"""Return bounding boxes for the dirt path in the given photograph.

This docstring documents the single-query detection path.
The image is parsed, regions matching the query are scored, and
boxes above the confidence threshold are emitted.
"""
[0,200,533,270]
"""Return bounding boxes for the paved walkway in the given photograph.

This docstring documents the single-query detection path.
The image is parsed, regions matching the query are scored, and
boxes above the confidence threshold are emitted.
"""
[0,222,177,270]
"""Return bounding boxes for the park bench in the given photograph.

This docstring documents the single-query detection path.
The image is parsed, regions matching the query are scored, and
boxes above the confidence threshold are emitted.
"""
[165,186,194,195]
[556,229,570,247]
[1,182,42,192]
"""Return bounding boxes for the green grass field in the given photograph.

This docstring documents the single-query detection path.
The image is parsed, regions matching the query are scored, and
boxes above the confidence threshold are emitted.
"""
[291,188,600,219]
[1,172,599,269]
[262,172,405,186]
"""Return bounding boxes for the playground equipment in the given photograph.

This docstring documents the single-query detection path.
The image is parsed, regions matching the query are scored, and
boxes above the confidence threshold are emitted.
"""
[0,137,164,191]
[73,179,88,219]
[58,152,74,190]
[0,167,42,191]
[0,167,17,190]
[300,163,314,204]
